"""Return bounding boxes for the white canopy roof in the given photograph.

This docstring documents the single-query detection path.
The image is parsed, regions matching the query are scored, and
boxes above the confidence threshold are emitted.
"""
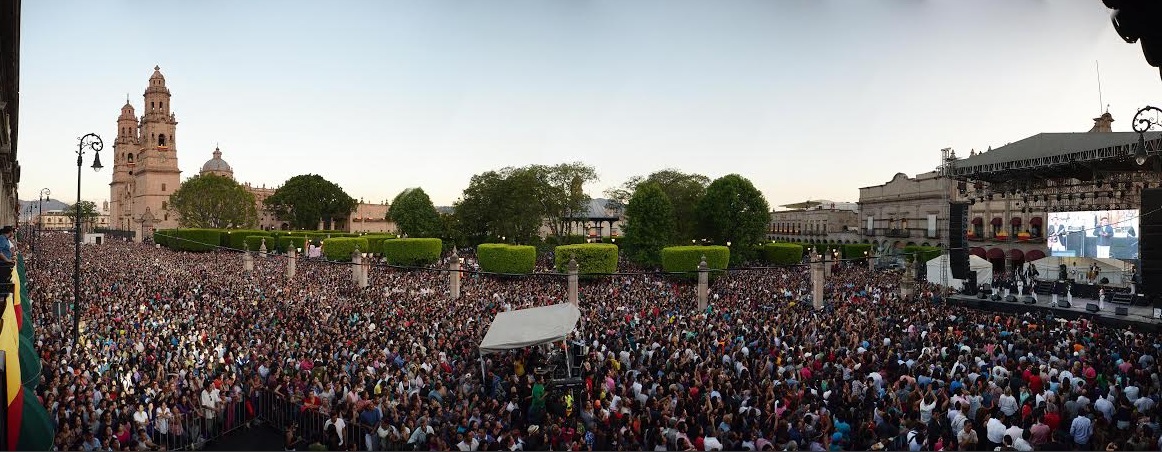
[479,303,580,354]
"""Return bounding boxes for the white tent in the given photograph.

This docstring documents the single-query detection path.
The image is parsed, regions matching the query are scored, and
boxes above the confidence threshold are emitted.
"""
[926,254,993,288]
[479,302,581,354]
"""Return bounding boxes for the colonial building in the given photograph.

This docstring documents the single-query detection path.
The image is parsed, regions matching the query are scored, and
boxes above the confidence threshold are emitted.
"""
[1,0,21,227]
[858,169,956,250]
[768,200,861,244]
[34,208,110,233]
[108,66,182,239]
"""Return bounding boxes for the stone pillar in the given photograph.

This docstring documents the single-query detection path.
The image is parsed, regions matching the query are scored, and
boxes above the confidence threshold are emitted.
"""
[811,252,824,310]
[567,257,579,306]
[697,255,709,310]
[449,254,461,299]
[242,251,254,272]
[259,237,268,257]
[286,248,296,279]
[901,260,915,299]
[824,249,834,278]
[868,253,875,272]
[351,248,363,284]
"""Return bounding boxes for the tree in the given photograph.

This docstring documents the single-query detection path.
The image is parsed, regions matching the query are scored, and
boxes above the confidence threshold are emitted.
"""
[388,188,441,238]
[622,182,676,267]
[263,174,357,230]
[604,169,709,242]
[695,174,771,264]
[63,200,100,232]
[168,174,258,229]
[454,167,545,245]
[534,162,599,238]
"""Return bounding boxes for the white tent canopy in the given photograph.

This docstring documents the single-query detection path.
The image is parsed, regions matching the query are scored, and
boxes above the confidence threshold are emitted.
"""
[479,303,581,354]
[926,254,993,288]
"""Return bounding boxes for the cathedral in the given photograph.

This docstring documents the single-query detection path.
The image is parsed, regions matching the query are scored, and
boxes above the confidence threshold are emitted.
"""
[108,66,181,239]
[109,66,394,237]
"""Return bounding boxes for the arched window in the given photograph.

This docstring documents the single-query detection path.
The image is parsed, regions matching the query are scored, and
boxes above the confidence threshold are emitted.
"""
[127,153,134,163]
[158,134,167,146]
[151,102,155,109]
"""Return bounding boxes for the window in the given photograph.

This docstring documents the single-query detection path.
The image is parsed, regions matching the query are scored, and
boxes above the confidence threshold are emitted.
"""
[161,183,166,192]
[160,102,164,110]
[161,201,167,210]
[127,153,134,163]
[151,102,155,109]
[158,134,167,146]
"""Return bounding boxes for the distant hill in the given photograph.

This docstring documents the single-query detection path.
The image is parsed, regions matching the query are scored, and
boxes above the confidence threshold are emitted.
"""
[17,199,70,221]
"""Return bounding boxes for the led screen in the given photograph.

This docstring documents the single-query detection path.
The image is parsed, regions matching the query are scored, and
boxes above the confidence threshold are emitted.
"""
[1046,209,1139,259]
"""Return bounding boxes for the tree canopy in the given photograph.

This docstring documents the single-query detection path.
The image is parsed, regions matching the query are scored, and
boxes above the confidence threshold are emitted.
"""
[453,167,544,245]
[695,174,771,263]
[168,174,258,229]
[605,169,709,242]
[388,187,441,238]
[263,174,357,230]
[63,200,101,231]
[622,182,676,267]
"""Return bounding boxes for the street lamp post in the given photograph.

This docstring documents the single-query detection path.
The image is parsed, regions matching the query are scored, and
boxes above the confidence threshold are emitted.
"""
[38,188,49,259]
[1132,106,1161,165]
[72,133,104,344]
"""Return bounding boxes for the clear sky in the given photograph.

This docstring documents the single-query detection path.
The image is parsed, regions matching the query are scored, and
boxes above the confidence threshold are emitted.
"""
[16,0,1162,209]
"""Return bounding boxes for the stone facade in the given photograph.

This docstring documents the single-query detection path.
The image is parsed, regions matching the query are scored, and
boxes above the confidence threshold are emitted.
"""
[108,66,182,240]
[34,209,109,232]
[768,200,861,244]
[858,171,955,250]
[345,203,393,234]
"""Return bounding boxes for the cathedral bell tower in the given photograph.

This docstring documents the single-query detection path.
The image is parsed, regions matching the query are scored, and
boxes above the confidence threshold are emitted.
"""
[110,66,182,239]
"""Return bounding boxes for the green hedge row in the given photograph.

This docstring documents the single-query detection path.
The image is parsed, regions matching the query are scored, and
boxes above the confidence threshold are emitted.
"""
[154,229,173,248]
[222,230,269,249]
[383,238,443,266]
[160,229,221,252]
[279,236,309,254]
[662,246,729,276]
[323,237,370,261]
[902,245,942,263]
[554,243,618,275]
[477,244,537,274]
[763,243,803,265]
[363,235,397,255]
[842,244,873,259]
[243,235,277,252]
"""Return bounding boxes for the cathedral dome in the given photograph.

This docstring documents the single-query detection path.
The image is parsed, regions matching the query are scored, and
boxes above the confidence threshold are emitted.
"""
[200,147,234,177]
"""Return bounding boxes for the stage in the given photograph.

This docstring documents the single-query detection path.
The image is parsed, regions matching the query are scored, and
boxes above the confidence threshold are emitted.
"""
[945,293,1161,332]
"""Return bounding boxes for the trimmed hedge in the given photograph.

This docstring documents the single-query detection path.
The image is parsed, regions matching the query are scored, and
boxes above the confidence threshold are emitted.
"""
[763,243,804,265]
[661,246,729,277]
[153,229,174,247]
[243,235,276,252]
[278,236,309,254]
[477,244,537,274]
[323,237,371,261]
[383,238,443,267]
[842,244,873,259]
[163,229,222,252]
[554,243,619,276]
[902,245,942,264]
[361,235,397,256]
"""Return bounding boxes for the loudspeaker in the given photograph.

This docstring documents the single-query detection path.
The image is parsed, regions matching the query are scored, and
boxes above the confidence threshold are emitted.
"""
[1021,296,1036,305]
[570,341,585,368]
[1142,189,1162,296]
[991,294,1002,302]
[1086,303,1100,313]
[1004,295,1018,303]
[949,202,970,279]
[1058,301,1072,309]
[1116,306,1129,316]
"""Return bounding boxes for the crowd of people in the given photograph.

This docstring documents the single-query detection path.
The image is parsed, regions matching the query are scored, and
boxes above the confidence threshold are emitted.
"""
[19,229,1162,451]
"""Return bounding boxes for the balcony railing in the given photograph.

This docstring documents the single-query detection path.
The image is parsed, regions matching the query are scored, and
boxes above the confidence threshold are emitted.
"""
[884,229,910,238]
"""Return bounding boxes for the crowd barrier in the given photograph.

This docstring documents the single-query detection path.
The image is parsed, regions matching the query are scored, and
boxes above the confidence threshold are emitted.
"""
[251,389,387,451]
[141,396,255,451]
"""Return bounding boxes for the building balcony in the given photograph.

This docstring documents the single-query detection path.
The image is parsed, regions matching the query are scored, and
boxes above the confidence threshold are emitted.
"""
[884,229,910,238]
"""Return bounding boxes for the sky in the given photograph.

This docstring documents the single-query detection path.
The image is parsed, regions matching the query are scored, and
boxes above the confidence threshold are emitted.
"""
[16,1,1162,210]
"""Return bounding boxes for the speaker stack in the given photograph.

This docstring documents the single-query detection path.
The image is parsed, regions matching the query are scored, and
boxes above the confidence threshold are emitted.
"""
[949,202,970,279]
[1142,189,1162,310]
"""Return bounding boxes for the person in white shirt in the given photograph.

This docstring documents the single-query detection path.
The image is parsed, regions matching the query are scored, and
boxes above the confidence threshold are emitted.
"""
[703,431,723,451]
[985,411,1007,450]
[200,382,221,438]
[324,412,347,447]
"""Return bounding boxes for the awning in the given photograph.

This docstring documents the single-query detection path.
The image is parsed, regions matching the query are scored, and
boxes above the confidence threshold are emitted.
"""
[479,303,581,354]
[969,247,986,259]
[987,248,1005,260]
[1011,217,1022,226]
[1029,217,1043,226]
[991,218,1003,226]
[1009,249,1024,260]
[1026,249,1046,261]
[972,217,984,225]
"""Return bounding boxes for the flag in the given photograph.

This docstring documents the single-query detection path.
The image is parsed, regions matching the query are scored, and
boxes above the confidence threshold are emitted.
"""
[2,293,24,450]
[10,262,21,331]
